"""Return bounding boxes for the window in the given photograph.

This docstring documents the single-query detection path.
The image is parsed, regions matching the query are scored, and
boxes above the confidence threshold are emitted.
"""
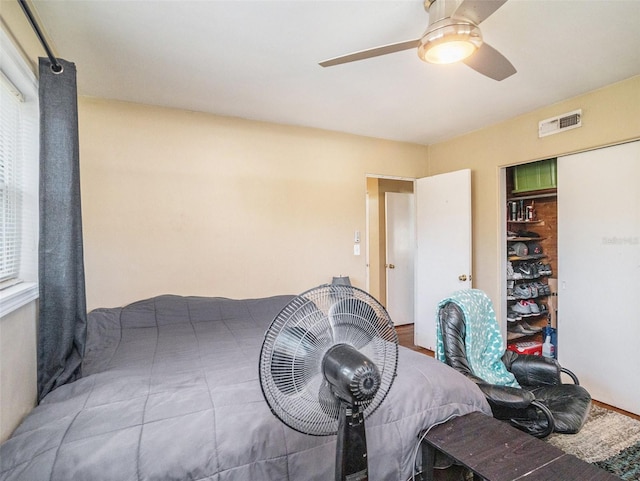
[0,27,39,317]
[1,71,23,283]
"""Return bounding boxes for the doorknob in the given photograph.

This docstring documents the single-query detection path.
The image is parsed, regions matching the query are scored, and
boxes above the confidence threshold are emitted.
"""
[388,264,395,269]
[458,274,467,281]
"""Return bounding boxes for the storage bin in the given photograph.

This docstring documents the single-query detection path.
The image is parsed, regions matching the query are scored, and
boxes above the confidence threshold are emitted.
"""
[507,341,542,356]
[513,158,557,193]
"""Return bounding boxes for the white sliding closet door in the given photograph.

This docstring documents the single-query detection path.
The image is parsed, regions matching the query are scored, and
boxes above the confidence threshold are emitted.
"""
[558,141,639,415]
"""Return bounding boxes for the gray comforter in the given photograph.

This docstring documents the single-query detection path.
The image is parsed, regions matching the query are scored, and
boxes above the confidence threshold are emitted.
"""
[0,294,490,480]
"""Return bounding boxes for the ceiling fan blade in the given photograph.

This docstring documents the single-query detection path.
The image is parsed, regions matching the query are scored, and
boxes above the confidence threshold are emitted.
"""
[319,39,421,67]
[452,0,508,25]
[463,42,516,81]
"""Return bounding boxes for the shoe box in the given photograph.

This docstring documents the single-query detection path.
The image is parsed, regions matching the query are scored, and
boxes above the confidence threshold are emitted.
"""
[507,341,543,356]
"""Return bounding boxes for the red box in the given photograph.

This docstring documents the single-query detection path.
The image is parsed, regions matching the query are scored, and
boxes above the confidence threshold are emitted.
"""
[507,341,542,356]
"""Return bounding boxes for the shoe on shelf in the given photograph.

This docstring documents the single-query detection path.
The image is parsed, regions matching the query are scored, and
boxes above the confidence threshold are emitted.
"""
[512,300,532,315]
[513,284,531,299]
[511,270,523,280]
[527,300,541,314]
[532,281,547,296]
[507,307,524,322]
[515,263,533,280]
[507,308,522,322]
[538,303,549,316]
[507,323,538,335]
[536,262,552,276]
[520,321,542,333]
[507,261,517,280]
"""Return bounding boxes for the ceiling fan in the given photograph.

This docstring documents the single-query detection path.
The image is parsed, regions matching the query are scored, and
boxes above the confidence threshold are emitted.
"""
[319,0,516,81]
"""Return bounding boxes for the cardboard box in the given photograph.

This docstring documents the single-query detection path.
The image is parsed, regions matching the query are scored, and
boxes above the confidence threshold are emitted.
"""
[507,341,542,356]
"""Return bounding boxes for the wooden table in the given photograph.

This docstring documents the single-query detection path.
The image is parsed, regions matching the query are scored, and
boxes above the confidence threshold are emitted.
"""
[421,411,618,481]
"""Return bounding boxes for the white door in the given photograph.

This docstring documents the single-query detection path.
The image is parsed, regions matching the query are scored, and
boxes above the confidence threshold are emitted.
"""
[414,169,472,350]
[385,192,415,326]
[558,141,639,415]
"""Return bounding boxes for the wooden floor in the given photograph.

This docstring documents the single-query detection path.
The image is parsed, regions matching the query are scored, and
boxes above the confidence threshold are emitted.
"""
[395,323,640,421]
[396,323,432,355]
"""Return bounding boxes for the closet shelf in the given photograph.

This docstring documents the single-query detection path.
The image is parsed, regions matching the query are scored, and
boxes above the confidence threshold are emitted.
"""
[508,254,547,262]
[507,331,542,341]
[507,237,547,242]
[507,190,557,201]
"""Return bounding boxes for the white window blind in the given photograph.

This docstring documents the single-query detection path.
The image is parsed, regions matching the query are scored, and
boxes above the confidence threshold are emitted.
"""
[0,26,39,316]
[0,73,24,282]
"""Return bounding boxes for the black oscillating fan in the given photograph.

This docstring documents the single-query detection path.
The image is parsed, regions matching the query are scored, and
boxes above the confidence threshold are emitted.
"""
[259,284,398,481]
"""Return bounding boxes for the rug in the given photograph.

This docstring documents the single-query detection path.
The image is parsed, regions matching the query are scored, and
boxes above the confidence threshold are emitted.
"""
[546,404,640,480]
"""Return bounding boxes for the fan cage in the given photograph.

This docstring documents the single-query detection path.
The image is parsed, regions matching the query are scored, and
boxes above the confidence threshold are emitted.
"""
[259,284,398,436]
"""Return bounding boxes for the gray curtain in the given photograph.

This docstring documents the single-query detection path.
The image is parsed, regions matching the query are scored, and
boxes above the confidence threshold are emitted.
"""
[38,58,87,402]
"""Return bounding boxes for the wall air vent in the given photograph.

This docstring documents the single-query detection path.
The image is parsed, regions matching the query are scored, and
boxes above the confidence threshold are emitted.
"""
[538,109,582,138]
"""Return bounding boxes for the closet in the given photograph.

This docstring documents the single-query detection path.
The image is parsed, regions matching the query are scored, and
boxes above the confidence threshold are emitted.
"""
[505,159,558,356]
[502,140,639,416]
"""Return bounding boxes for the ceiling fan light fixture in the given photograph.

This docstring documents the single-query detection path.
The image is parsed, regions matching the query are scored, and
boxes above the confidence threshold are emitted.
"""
[418,22,482,64]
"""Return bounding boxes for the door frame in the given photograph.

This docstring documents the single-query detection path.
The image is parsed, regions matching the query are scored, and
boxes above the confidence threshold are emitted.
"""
[364,174,415,304]
[498,166,508,342]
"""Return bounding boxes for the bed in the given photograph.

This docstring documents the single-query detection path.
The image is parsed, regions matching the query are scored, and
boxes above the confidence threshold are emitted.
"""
[0,294,491,481]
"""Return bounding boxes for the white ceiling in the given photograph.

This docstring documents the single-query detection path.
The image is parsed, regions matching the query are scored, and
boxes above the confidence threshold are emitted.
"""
[31,0,640,146]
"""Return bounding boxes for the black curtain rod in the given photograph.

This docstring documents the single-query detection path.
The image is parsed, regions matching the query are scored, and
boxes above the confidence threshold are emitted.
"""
[18,0,63,73]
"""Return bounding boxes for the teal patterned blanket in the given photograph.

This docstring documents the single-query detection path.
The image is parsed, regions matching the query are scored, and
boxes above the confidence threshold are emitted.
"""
[436,289,519,388]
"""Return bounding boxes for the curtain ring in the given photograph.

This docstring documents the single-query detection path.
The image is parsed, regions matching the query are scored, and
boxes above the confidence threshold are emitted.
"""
[51,63,64,74]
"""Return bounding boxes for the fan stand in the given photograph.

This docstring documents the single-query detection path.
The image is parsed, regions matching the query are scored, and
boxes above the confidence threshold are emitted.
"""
[336,401,368,481]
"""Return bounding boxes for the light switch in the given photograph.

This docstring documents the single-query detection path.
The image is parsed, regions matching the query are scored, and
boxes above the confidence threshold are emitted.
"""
[354,244,361,256]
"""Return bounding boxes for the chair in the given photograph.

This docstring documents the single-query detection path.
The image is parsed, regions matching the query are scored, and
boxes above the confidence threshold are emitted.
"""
[437,289,591,438]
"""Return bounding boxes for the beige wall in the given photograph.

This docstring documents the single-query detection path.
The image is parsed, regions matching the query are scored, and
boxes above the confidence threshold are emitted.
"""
[427,75,640,307]
[0,302,38,442]
[0,1,41,74]
[79,98,429,310]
